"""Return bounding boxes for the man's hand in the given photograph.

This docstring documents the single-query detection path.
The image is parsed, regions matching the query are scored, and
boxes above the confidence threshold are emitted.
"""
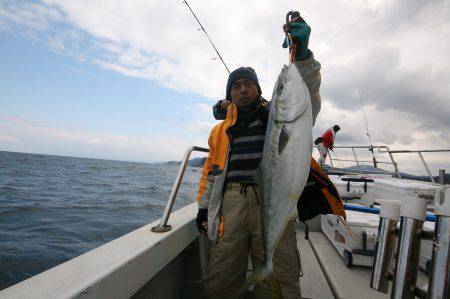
[220,99,230,110]
[282,20,311,61]
[196,209,208,235]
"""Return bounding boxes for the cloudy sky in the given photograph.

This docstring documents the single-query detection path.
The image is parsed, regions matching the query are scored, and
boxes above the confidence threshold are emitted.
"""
[1,0,449,175]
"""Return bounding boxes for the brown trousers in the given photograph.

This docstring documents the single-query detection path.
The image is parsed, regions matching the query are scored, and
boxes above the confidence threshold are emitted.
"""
[203,183,301,299]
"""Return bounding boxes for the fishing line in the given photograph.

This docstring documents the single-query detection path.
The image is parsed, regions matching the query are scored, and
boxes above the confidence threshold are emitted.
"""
[358,89,377,167]
[328,148,341,168]
[182,0,231,74]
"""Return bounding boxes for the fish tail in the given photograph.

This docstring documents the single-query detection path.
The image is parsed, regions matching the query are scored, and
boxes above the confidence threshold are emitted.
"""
[265,273,283,299]
[238,265,265,293]
[238,264,283,298]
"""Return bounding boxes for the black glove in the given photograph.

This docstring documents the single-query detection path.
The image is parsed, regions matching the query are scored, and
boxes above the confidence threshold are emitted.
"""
[196,209,208,235]
[314,137,323,145]
[213,100,227,120]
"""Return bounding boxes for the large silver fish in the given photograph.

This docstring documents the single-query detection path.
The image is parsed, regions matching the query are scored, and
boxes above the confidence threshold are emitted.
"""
[242,63,313,296]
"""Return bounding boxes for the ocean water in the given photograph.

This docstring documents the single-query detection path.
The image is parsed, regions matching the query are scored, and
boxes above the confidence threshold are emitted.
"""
[0,151,202,290]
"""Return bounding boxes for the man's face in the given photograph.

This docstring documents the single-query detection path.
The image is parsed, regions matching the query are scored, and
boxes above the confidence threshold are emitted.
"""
[230,78,259,108]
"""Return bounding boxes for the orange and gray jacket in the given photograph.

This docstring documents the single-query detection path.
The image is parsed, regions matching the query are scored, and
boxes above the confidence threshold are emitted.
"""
[197,54,344,242]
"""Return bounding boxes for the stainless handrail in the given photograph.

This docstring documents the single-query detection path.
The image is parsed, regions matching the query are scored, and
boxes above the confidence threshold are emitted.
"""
[325,145,450,183]
[152,146,209,233]
[378,148,450,184]
[154,145,448,232]
[326,145,401,178]
[379,149,450,153]
[328,158,392,164]
[418,152,436,184]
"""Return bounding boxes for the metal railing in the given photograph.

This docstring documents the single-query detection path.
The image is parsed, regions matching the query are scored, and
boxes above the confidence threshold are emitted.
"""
[152,145,449,233]
[325,145,450,184]
[324,145,400,177]
[377,148,450,184]
[151,146,209,233]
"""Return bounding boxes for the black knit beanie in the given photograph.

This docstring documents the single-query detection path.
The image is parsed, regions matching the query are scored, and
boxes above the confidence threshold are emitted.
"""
[226,67,262,101]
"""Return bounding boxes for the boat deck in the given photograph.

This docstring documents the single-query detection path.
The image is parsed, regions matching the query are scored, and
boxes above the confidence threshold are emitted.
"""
[300,229,429,299]
[296,229,333,299]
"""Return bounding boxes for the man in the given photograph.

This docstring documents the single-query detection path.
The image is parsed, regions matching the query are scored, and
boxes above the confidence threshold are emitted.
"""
[197,17,321,298]
[316,125,340,168]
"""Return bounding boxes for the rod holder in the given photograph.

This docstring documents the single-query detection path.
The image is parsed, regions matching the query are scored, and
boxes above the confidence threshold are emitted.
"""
[391,197,427,299]
[439,169,446,185]
[427,187,450,299]
[371,201,400,293]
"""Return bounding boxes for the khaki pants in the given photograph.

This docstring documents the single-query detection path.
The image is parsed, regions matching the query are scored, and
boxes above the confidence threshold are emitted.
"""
[203,183,301,299]
[318,143,327,169]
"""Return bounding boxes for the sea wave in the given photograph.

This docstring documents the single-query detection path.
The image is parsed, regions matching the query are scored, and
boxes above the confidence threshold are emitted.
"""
[0,205,41,215]
[0,151,202,290]
[0,186,23,191]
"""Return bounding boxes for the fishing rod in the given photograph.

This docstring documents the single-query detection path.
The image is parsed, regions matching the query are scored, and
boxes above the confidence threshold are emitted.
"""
[328,147,341,169]
[182,0,231,74]
[358,90,377,168]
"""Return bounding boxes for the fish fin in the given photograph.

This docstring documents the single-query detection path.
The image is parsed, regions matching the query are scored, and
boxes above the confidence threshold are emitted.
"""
[278,125,290,154]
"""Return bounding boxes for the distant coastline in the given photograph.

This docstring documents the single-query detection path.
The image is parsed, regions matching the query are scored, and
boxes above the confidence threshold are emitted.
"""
[166,157,207,168]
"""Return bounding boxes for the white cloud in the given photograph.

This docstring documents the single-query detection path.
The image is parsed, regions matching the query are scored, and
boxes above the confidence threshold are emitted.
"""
[45,35,65,51]
[0,114,207,162]
[185,120,215,134]
[194,103,213,114]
